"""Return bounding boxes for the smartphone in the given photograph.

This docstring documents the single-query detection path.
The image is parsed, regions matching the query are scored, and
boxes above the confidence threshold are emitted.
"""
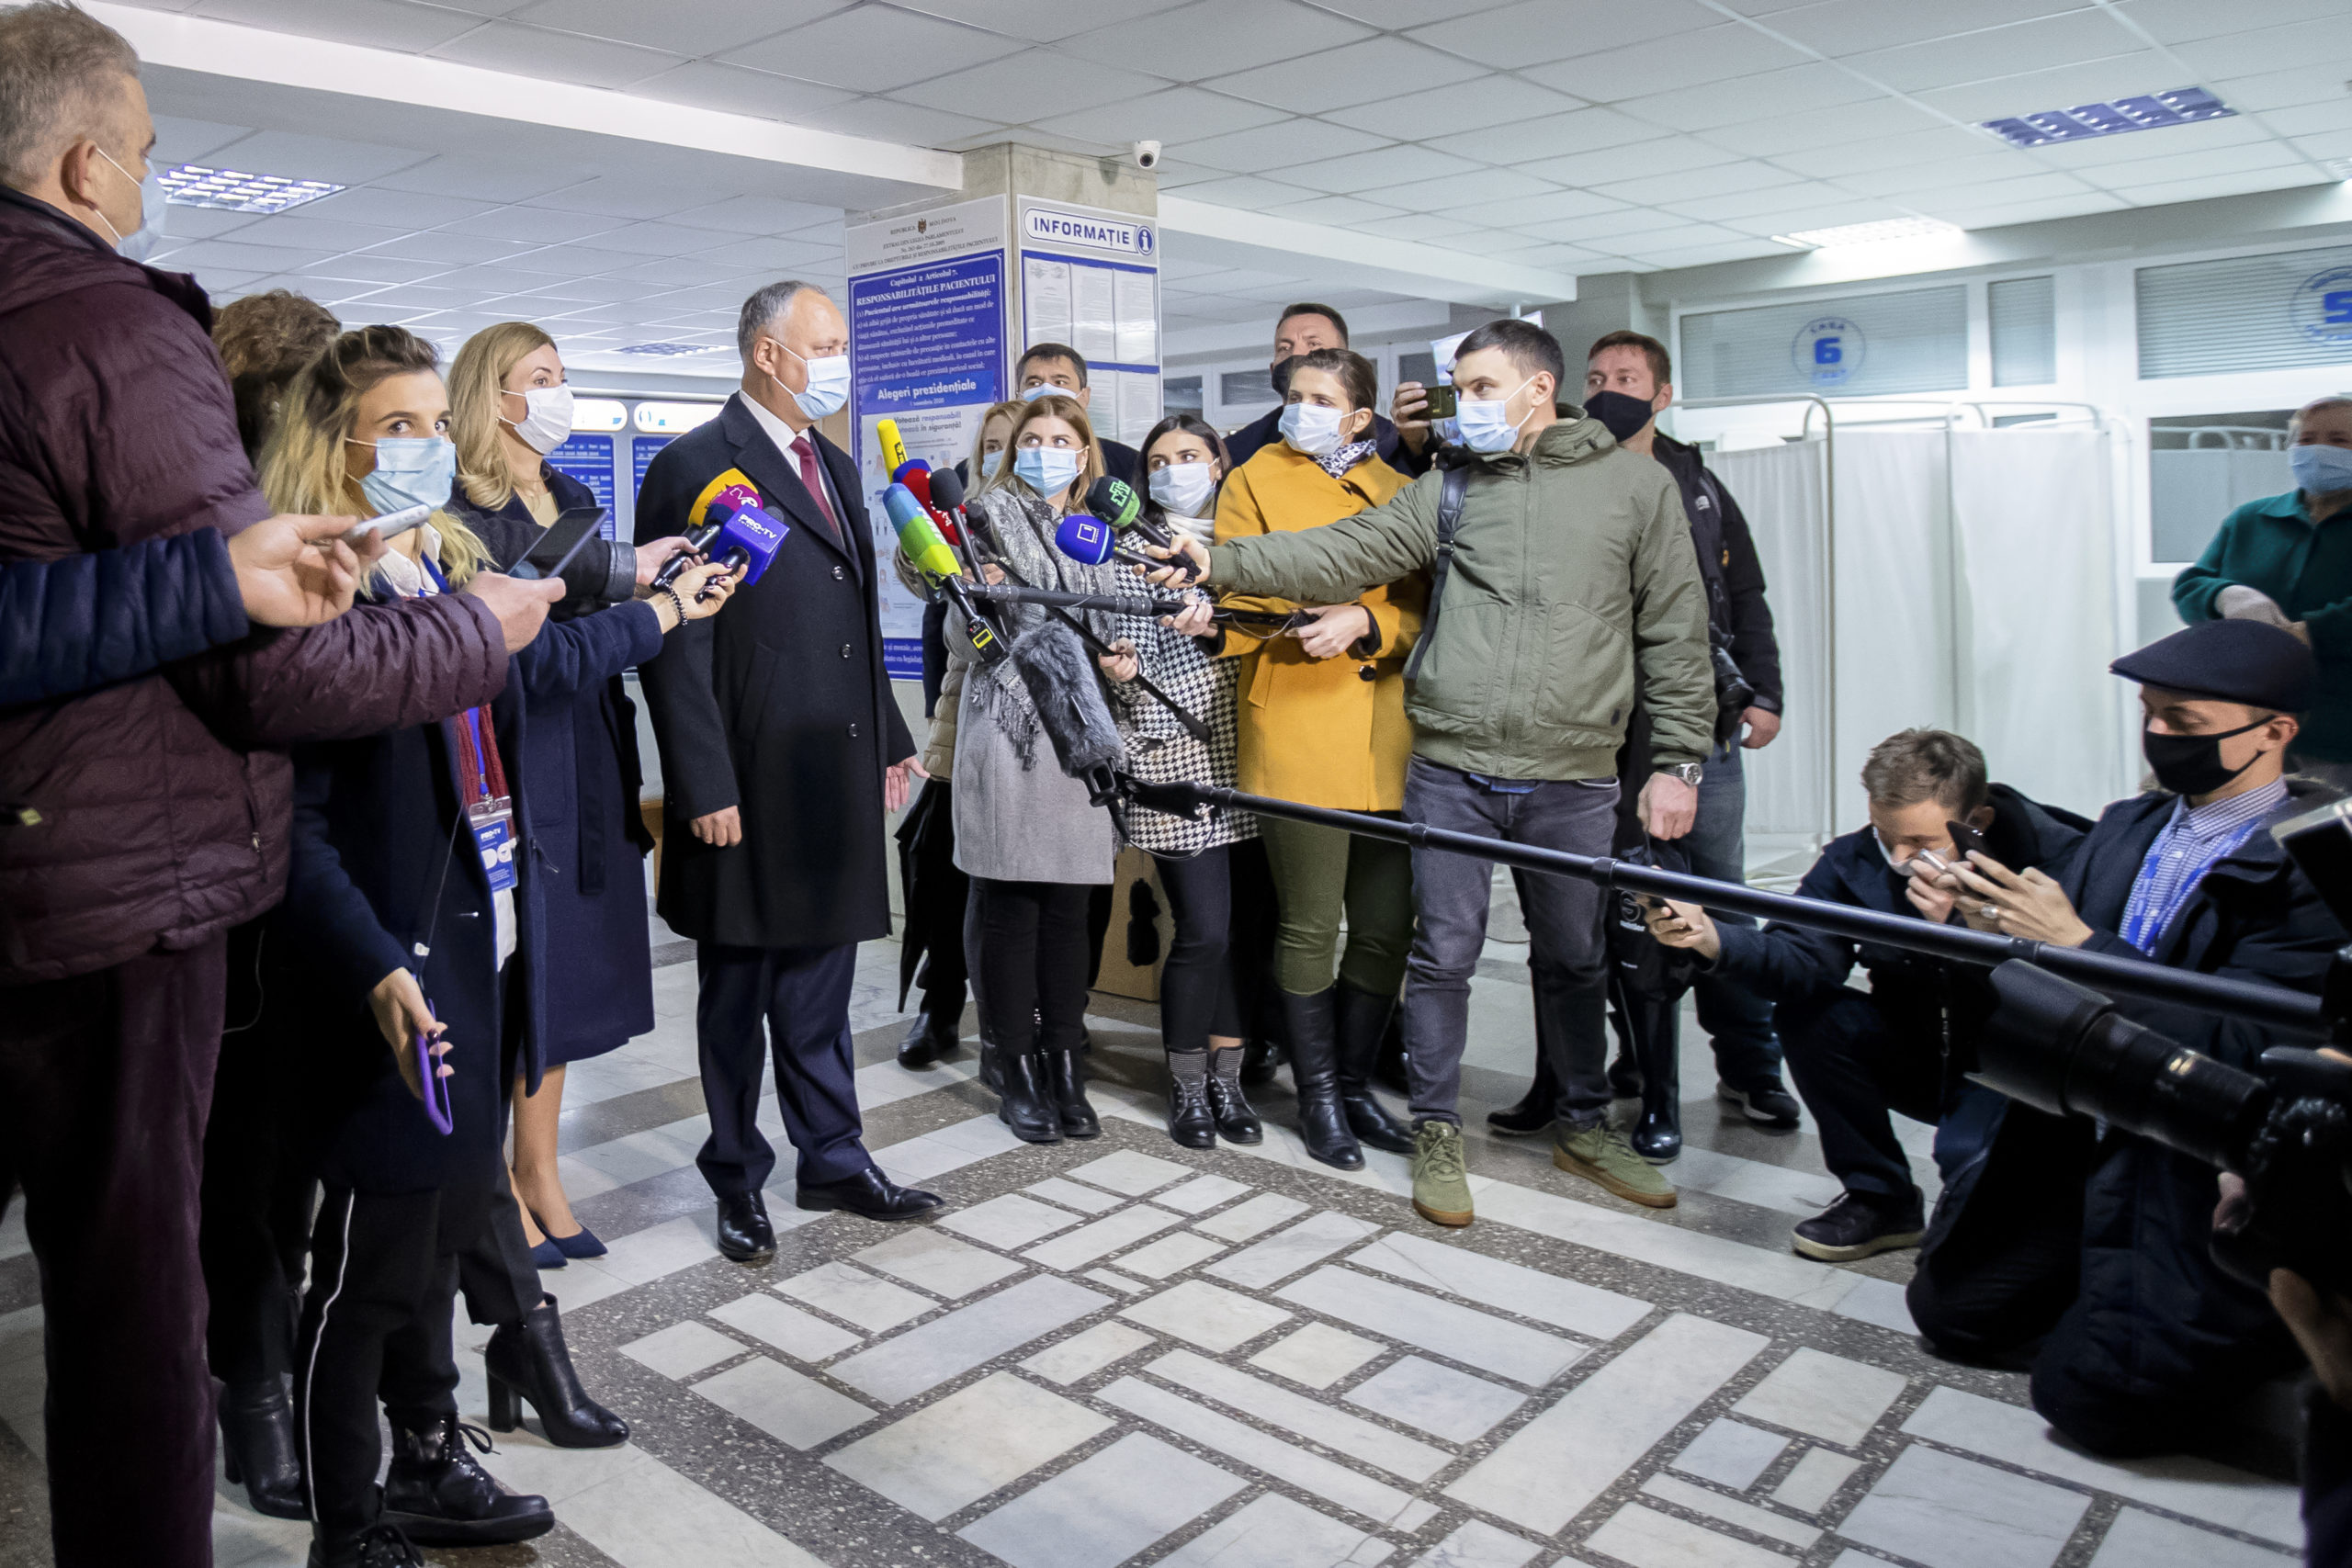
[347,502,431,540]
[509,505,608,583]
[1946,819,1989,861]
[1419,384,1458,420]
[418,1007,453,1135]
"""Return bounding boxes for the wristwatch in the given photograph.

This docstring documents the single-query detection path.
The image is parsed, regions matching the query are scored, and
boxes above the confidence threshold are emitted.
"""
[1663,762,1704,787]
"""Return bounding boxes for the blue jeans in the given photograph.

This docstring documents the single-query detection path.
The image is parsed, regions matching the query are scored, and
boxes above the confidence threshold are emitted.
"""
[1401,759,1618,1128]
[1682,739,1783,1090]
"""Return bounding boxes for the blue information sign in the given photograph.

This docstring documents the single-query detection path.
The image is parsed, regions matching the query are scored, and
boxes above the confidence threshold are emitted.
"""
[547,434,616,536]
[1792,316,1863,388]
[849,251,1005,420]
[631,436,671,501]
[2292,265,2352,351]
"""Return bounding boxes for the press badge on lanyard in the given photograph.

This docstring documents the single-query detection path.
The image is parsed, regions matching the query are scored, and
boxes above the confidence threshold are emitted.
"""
[459,709,517,894]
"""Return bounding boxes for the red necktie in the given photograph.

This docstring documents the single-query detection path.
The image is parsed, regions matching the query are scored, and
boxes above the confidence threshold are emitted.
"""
[794,433,842,544]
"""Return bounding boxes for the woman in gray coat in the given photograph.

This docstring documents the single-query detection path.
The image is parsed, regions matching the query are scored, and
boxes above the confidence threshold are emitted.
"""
[939,393,1122,1143]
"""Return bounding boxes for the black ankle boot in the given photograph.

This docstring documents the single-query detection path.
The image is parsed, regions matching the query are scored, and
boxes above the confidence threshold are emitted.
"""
[380,1413,553,1546]
[1206,1047,1263,1145]
[996,1047,1064,1144]
[899,1003,961,1067]
[1487,1053,1558,1138]
[1626,991,1681,1164]
[1372,1005,1408,1095]
[1332,982,1412,1154]
[1042,1046,1101,1138]
[1238,1036,1281,1087]
[1279,988,1361,1170]
[307,1521,425,1568]
[1165,1053,1216,1148]
[219,1376,308,1519]
[484,1294,629,1449]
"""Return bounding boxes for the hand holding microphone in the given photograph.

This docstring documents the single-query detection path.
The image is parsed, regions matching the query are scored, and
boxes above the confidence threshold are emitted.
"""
[1143,535,1213,589]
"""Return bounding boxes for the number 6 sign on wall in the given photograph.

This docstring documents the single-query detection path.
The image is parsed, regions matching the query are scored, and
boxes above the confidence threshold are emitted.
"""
[1793,316,1864,388]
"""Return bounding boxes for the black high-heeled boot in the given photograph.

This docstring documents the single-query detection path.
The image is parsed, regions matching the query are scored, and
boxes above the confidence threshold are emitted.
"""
[1332,982,1412,1153]
[483,1294,629,1449]
[995,1045,1064,1144]
[1165,1052,1216,1147]
[1279,988,1361,1170]
[380,1412,553,1546]
[1041,1046,1100,1138]
[219,1376,308,1519]
[1206,1047,1263,1144]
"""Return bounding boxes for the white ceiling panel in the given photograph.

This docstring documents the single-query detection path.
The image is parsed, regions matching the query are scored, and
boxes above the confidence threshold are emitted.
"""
[1844,11,2142,95]
[780,96,1004,145]
[1056,0,1372,78]
[1618,62,1883,131]
[507,0,824,55]
[1533,205,1713,242]
[1589,160,1801,205]
[1664,180,1864,222]
[2207,63,2352,114]
[1376,168,1556,212]
[898,50,1167,118]
[359,229,545,265]
[154,206,262,240]
[1341,212,1463,242]
[2021,113,2269,169]
[1715,198,1906,236]
[895,0,1169,43]
[1413,0,1723,69]
[2104,167,2324,206]
[307,186,501,228]
[1167,173,1324,209]
[2073,141,2312,191]
[688,235,842,272]
[1638,237,1791,267]
[232,212,416,252]
[1829,152,2026,198]
[1427,106,1666,166]
[1203,38,1488,115]
[1525,24,1810,102]
[1446,187,1631,226]
[1307,0,1518,22]
[1260,193,1411,226]
[1764,0,2089,58]
[2114,0,2343,45]
[1280,144,1483,195]
[190,0,484,51]
[1512,136,1736,189]
[155,236,344,273]
[1321,74,1582,137]
[299,254,453,285]
[516,273,671,302]
[1028,87,1289,145]
[550,220,716,256]
[627,61,859,122]
[425,19,684,88]
[1179,120,1393,175]
[1912,51,2175,122]
[1691,96,1952,157]
[720,6,1023,92]
[1770,125,2000,178]
[515,176,734,222]
[657,194,841,234]
[204,129,433,185]
[436,206,623,243]
[371,155,594,202]
[150,112,256,164]
[2168,16,2352,83]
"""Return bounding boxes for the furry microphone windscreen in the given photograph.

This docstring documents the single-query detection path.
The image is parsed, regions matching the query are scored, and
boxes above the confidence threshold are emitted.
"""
[1008,619,1126,782]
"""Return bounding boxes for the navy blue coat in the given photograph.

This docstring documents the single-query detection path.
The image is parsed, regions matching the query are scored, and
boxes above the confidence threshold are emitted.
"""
[449,470,662,1062]
[275,590,659,1193]
[0,529,245,705]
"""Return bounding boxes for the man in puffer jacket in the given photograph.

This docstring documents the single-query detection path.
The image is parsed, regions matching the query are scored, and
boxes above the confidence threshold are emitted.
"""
[0,8,551,1564]
[1158,317,1713,1229]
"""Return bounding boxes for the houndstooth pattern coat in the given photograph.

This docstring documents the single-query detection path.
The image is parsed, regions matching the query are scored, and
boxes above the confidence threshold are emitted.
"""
[1106,561,1254,857]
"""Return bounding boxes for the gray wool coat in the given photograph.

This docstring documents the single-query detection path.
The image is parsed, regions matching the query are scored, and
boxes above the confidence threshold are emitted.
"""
[942,484,1120,886]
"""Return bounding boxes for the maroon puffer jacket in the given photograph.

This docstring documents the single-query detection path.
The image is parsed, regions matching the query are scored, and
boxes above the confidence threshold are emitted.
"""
[0,187,508,984]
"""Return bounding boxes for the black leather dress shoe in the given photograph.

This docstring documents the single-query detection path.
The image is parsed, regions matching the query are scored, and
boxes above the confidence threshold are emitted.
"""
[797,1167,944,1221]
[715,1191,776,1261]
[381,1414,553,1546]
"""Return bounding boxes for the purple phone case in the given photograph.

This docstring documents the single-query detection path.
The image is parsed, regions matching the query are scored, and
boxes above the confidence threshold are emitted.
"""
[420,1004,453,1134]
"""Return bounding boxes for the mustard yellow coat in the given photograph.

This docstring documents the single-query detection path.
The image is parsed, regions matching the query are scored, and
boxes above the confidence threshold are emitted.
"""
[1214,442,1428,810]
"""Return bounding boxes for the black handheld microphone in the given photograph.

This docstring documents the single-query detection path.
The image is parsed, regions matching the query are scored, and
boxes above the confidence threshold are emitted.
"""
[650,505,727,592]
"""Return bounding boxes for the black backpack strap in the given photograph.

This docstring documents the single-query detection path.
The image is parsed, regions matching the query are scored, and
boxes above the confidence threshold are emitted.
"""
[1403,464,1470,682]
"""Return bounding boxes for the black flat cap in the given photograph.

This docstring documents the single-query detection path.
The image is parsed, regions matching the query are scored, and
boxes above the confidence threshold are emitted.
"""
[2110,618,2316,712]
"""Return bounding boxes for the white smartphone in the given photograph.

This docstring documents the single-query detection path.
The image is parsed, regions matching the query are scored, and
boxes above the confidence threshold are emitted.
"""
[347,502,432,540]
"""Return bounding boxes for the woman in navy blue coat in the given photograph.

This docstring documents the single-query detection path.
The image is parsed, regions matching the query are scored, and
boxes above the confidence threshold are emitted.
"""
[445,322,690,1265]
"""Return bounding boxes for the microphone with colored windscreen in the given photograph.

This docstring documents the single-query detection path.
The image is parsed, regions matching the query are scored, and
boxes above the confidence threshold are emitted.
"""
[1089,474,1197,582]
[1054,513,1159,571]
[888,482,1002,664]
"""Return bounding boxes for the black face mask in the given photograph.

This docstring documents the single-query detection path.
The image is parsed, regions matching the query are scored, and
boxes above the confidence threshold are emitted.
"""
[2143,716,2272,797]
[1586,389,1657,443]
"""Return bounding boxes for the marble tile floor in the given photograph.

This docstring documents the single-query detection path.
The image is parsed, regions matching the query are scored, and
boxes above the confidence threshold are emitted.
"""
[0,932,2310,1568]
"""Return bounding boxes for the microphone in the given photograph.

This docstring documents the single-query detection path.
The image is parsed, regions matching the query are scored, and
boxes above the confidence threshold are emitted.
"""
[1006,617,1127,805]
[887,482,1003,664]
[1088,474,1199,582]
[1053,513,1159,572]
[877,418,911,476]
[650,500,788,599]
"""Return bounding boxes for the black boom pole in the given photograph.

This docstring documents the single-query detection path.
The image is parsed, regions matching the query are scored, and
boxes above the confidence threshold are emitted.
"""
[1125,778,2329,1037]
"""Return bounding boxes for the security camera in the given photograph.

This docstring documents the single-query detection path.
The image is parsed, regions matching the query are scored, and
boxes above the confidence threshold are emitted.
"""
[1133,141,1162,171]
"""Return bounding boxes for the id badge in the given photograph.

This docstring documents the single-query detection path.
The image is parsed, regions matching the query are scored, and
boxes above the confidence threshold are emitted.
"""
[468,795,517,892]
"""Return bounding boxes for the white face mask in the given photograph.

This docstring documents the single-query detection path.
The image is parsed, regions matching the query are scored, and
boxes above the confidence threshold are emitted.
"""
[767,337,849,421]
[93,145,166,263]
[503,384,572,456]
[1457,377,1537,453]
[979,449,1004,479]
[1148,460,1216,519]
[1021,382,1069,402]
[1279,402,1346,457]
[1015,446,1082,499]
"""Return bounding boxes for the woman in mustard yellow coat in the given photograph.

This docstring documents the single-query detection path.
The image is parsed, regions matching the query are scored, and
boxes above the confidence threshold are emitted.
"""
[1214,346,1427,1170]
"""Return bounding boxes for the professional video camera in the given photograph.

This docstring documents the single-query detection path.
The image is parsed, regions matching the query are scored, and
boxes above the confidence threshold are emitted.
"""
[1973,795,2352,1295]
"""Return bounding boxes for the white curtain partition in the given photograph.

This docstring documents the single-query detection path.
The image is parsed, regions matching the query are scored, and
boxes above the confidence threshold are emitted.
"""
[1715,427,2126,849]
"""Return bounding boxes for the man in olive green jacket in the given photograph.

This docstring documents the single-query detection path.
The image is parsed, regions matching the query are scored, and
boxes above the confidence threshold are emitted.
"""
[1161,319,1713,1227]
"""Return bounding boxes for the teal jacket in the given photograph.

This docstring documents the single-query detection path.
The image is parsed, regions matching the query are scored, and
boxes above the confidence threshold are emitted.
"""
[2173,490,2352,761]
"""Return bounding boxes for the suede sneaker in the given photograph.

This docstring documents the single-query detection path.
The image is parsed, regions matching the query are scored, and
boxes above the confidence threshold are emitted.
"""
[1791,1189,1925,1261]
[1555,1122,1677,1208]
[1410,1122,1474,1227]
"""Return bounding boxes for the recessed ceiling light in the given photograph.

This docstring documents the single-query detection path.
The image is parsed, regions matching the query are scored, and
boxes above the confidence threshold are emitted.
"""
[612,342,723,356]
[157,163,344,214]
[2327,157,2352,182]
[1770,217,1963,250]
[1980,86,2233,150]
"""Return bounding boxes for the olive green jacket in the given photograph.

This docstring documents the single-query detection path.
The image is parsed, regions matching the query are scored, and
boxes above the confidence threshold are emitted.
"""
[1206,414,1714,782]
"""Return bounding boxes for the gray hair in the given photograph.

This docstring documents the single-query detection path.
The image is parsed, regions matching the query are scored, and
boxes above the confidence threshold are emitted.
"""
[736,279,823,366]
[0,2,140,189]
[2289,396,2352,439]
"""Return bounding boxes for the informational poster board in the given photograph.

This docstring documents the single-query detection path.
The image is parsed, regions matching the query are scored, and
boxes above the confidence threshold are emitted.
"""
[547,434,616,536]
[845,196,1010,681]
[630,436,671,502]
[1015,197,1160,447]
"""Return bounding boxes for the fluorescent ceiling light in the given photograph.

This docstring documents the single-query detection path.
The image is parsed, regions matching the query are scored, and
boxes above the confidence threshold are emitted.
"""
[1771,217,1962,250]
[157,163,343,213]
[1980,87,2232,150]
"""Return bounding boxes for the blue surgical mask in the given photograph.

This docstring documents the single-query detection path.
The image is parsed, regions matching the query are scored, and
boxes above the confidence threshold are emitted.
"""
[980,449,1004,478]
[354,435,457,517]
[1457,378,1535,454]
[94,146,166,264]
[1022,382,1066,402]
[768,338,849,422]
[2290,442,2352,498]
[1279,402,1346,457]
[1148,460,1216,519]
[1015,446,1081,498]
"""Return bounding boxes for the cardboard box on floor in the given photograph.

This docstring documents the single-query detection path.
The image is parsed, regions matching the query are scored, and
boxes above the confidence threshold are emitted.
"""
[1092,845,1173,1002]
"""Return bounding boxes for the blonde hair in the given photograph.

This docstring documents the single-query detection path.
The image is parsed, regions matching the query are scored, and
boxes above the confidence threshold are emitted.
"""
[257,324,491,587]
[967,399,1024,491]
[990,393,1104,508]
[449,320,556,510]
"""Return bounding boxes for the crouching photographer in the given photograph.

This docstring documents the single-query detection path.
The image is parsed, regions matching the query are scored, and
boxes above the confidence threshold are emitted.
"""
[1926,618,2345,1459]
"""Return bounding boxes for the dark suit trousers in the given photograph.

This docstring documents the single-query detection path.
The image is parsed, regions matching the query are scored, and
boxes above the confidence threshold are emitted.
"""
[695,941,869,1192]
[0,933,227,1568]
[1779,990,1946,1202]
